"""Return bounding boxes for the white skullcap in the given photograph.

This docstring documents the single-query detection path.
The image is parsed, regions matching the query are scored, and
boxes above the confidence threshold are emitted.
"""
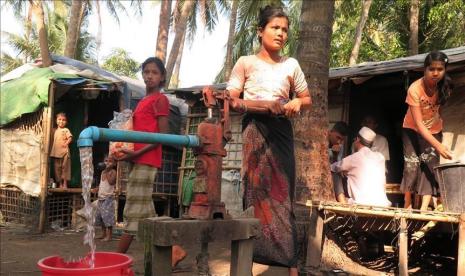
[358,127,376,146]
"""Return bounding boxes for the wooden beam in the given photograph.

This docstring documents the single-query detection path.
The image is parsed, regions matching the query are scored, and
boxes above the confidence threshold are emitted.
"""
[458,214,465,276]
[398,218,408,276]
[38,82,55,233]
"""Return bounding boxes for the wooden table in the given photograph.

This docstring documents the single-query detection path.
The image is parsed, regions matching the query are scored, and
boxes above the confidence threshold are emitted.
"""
[139,217,260,276]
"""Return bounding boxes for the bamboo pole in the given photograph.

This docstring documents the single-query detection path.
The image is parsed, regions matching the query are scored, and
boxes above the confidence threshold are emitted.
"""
[458,213,465,276]
[38,82,55,233]
[305,201,460,223]
[398,218,408,276]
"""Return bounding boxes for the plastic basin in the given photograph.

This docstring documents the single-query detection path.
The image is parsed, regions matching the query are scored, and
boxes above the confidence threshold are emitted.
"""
[37,252,134,276]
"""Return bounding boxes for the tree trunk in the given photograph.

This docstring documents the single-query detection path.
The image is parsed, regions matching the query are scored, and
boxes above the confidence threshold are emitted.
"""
[64,0,83,58]
[30,0,52,67]
[408,0,419,56]
[294,0,335,271]
[349,0,372,66]
[294,0,335,204]
[169,32,186,89]
[96,0,102,63]
[25,5,33,63]
[165,0,195,88]
[224,0,238,81]
[156,0,172,63]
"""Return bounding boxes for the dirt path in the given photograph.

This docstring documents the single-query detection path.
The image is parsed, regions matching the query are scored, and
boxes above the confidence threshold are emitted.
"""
[1,223,456,275]
[0,224,287,276]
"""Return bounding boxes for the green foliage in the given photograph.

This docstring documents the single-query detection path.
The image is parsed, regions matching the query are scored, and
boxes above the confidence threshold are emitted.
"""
[0,53,23,76]
[329,0,465,68]
[1,2,97,75]
[101,48,139,78]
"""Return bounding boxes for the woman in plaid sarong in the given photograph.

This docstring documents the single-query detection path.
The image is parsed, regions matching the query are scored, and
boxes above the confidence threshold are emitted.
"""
[115,57,186,266]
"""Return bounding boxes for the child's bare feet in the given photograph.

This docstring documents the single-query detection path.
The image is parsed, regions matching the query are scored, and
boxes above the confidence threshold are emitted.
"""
[102,237,112,242]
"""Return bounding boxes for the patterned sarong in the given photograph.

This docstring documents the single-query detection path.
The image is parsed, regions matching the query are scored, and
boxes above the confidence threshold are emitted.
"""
[400,128,442,196]
[95,196,115,227]
[242,114,298,267]
[123,164,157,234]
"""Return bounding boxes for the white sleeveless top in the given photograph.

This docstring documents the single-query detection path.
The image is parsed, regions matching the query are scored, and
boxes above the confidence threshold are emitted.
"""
[98,172,115,199]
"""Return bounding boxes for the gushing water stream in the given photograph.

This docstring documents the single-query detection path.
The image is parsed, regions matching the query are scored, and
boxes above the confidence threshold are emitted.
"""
[79,147,96,268]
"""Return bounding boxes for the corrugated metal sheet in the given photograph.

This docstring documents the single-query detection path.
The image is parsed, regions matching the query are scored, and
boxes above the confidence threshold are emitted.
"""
[329,47,465,80]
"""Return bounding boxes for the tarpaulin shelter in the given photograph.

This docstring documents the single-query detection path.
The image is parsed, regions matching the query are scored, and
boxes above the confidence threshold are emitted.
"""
[0,56,131,232]
[0,55,187,231]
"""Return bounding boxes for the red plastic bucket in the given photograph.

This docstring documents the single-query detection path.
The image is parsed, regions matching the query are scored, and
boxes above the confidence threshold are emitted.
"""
[37,252,134,276]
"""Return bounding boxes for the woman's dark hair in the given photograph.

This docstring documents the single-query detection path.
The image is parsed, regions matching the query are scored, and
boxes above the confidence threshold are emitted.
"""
[141,57,166,87]
[424,51,453,105]
[258,5,289,44]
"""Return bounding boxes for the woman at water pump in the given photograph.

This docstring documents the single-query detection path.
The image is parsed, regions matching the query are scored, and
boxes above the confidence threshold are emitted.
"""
[227,6,311,276]
[115,57,186,267]
[400,51,453,210]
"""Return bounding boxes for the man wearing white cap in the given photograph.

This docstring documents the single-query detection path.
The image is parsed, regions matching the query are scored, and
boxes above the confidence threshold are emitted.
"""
[331,127,391,207]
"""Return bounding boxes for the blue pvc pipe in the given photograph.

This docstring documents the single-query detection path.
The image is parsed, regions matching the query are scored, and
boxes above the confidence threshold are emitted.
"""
[77,126,200,148]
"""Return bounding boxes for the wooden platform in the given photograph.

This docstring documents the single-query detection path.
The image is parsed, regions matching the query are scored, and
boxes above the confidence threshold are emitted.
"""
[299,200,465,276]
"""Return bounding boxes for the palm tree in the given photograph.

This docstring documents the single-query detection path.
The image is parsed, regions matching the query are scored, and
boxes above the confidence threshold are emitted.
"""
[29,0,51,66]
[223,0,238,80]
[169,32,186,88]
[294,0,336,204]
[64,0,84,58]
[165,0,194,87]
[155,0,172,63]
[1,6,97,73]
[408,0,419,55]
[293,0,335,271]
[349,0,372,65]
[64,0,142,60]
[165,0,226,87]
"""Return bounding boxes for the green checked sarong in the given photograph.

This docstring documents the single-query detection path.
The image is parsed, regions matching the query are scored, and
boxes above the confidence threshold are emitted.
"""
[123,164,157,234]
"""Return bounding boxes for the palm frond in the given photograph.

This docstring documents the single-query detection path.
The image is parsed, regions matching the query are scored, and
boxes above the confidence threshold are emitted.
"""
[1,52,25,75]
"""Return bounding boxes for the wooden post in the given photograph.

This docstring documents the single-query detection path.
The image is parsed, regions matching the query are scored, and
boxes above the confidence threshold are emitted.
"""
[458,213,465,276]
[230,239,254,276]
[305,206,324,269]
[398,217,408,276]
[38,82,55,233]
[152,245,172,276]
[141,220,154,276]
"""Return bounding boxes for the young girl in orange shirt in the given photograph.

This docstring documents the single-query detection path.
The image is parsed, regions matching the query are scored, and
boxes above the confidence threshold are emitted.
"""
[400,51,453,210]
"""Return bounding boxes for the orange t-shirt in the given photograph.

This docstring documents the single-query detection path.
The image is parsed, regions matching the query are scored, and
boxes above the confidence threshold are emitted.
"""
[402,78,442,134]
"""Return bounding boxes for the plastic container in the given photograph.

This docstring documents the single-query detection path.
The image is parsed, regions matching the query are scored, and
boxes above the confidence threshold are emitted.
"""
[434,163,465,213]
[37,252,134,276]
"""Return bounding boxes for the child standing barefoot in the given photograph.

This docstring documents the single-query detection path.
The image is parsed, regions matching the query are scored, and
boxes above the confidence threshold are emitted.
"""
[50,112,72,189]
[94,155,117,241]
